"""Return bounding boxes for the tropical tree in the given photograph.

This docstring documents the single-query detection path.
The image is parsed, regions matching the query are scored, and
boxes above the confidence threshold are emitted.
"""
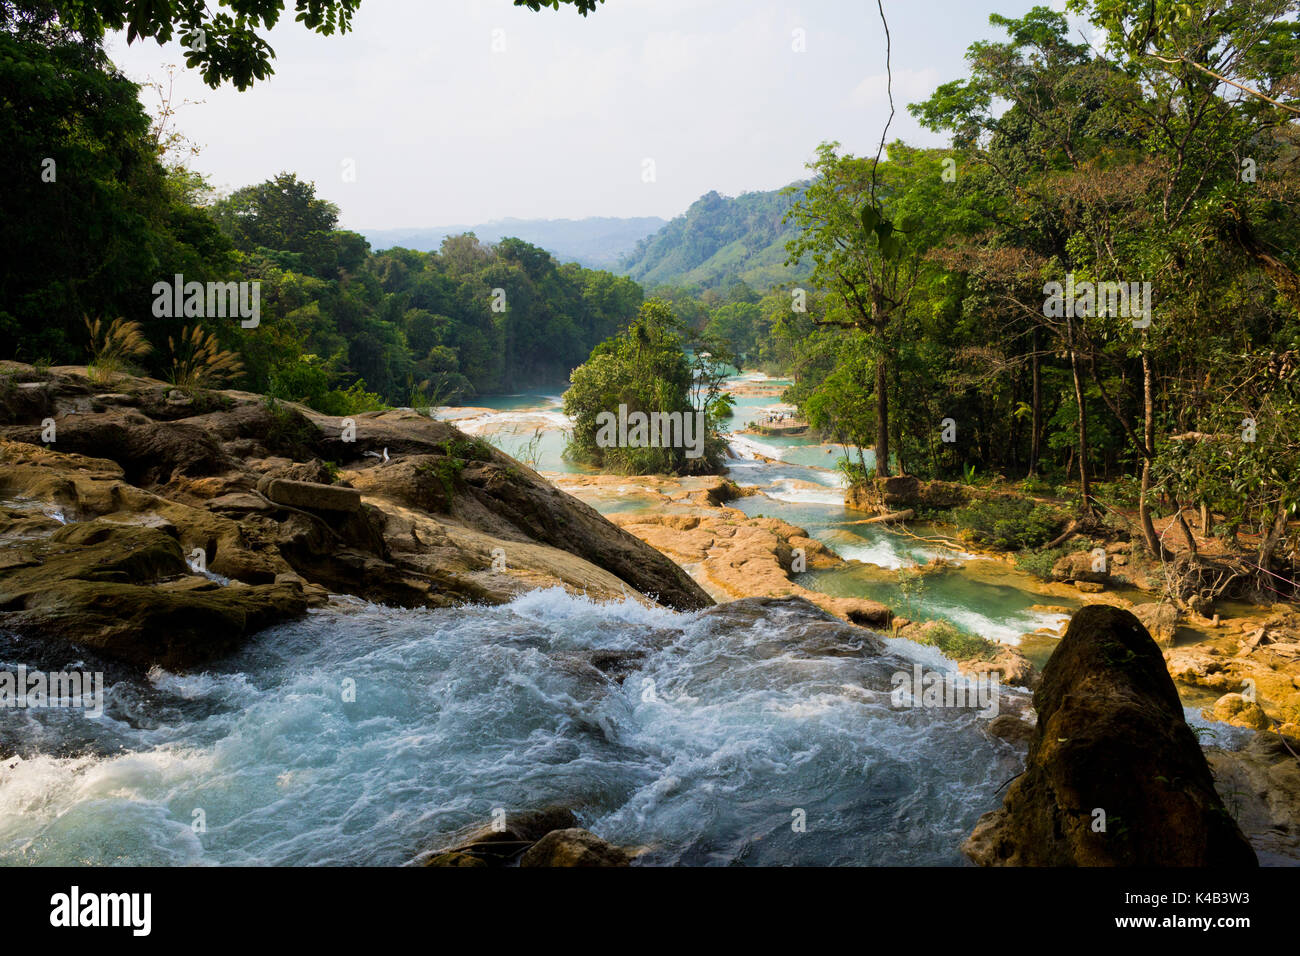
[564,300,730,475]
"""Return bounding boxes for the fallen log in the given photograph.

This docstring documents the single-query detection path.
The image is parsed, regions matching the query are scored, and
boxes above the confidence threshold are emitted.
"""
[862,508,914,525]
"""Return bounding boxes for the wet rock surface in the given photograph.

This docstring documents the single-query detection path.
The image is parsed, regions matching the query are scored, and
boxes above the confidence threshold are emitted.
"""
[420,808,633,867]
[0,363,712,669]
[519,828,631,867]
[0,518,308,668]
[1206,731,1300,865]
[610,510,891,628]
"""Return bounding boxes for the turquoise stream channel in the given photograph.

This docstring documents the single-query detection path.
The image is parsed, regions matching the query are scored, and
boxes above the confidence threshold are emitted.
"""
[0,375,1249,866]
[457,377,1079,647]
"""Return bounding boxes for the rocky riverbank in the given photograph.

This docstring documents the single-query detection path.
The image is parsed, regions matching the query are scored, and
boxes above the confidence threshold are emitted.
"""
[841,473,1300,737]
[607,510,891,628]
[595,488,1037,688]
[3,361,1296,866]
[0,362,710,669]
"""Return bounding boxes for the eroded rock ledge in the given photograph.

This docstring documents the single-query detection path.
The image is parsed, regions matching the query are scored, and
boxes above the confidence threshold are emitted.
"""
[0,363,712,669]
[609,510,892,629]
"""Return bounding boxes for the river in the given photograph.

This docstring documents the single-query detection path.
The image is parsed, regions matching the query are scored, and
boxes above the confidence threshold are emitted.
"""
[450,375,1080,660]
[0,374,1251,866]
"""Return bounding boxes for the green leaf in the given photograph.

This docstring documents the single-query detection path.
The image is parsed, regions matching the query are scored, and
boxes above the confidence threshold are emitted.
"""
[860,205,881,234]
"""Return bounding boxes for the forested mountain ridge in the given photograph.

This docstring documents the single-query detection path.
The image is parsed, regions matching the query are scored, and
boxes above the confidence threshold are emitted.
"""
[619,184,812,291]
[0,16,644,414]
[363,216,667,268]
[0,8,646,413]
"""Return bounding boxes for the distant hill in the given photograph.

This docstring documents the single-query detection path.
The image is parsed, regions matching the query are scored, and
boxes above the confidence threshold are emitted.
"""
[619,183,812,291]
[361,216,667,268]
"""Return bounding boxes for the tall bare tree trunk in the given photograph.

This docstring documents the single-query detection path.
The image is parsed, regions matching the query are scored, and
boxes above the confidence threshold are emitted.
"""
[1028,325,1041,477]
[1138,351,1166,559]
[1258,504,1290,573]
[1067,316,1092,513]
[875,353,890,477]
[1175,508,1198,556]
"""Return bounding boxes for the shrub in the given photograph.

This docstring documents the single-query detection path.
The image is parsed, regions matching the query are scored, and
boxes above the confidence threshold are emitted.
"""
[1018,475,1055,497]
[1093,476,1142,509]
[912,621,999,661]
[316,380,386,416]
[262,396,319,457]
[836,454,875,488]
[269,353,386,415]
[1014,537,1091,578]
[953,496,1066,551]
[896,566,928,618]
[416,439,494,508]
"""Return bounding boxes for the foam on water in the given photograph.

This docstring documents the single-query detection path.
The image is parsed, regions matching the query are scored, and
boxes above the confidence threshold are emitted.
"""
[764,481,848,506]
[837,541,914,571]
[726,434,783,461]
[833,530,959,571]
[924,603,1070,648]
[0,589,1019,867]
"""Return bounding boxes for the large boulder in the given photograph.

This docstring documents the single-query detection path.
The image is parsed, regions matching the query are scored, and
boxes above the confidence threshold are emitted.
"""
[518,828,631,867]
[986,713,1036,745]
[258,476,361,513]
[609,511,887,626]
[696,596,887,658]
[1203,692,1272,731]
[960,645,1038,689]
[0,519,307,669]
[3,412,236,486]
[963,604,1257,866]
[1050,548,1115,586]
[845,476,969,513]
[0,364,716,672]
[348,450,712,612]
[1132,601,1180,647]
[878,475,921,508]
[422,807,580,867]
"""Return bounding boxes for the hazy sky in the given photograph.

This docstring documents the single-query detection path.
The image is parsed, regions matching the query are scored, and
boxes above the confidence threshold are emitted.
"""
[104,0,1085,230]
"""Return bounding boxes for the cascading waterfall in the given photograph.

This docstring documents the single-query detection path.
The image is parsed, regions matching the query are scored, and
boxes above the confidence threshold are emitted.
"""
[0,589,1024,866]
[0,375,1261,866]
